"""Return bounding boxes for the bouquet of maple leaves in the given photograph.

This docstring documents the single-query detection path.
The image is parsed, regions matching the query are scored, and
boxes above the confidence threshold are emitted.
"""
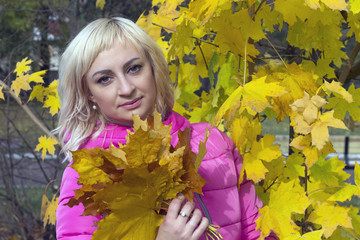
[67,112,222,240]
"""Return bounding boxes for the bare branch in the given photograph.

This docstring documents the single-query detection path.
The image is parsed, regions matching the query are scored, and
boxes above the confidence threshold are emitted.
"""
[339,42,360,83]
[0,79,56,140]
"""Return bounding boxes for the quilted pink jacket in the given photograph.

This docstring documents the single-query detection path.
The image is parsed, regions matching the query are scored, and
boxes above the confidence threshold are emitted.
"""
[56,111,269,239]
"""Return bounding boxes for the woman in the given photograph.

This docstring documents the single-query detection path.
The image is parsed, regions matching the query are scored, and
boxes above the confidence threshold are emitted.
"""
[55,17,267,240]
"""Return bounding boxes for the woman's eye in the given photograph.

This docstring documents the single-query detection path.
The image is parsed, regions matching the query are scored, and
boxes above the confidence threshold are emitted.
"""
[97,76,111,84]
[128,65,142,74]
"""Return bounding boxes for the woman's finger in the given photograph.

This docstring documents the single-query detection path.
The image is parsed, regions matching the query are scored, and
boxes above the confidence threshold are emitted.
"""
[191,216,210,239]
[177,201,195,222]
[166,195,185,219]
[182,208,203,236]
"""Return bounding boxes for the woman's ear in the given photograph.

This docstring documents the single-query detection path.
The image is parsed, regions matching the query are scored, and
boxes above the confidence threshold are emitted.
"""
[88,94,95,102]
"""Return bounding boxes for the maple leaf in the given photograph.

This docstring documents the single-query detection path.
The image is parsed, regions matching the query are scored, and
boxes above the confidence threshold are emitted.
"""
[96,0,105,10]
[350,0,360,14]
[28,70,46,84]
[242,134,282,183]
[44,94,60,116]
[283,229,324,240]
[213,76,287,125]
[308,202,352,238]
[11,73,31,97]
[68,111,210,239]
[35,135,58,160]
[325,84,360,122]
[40,194,58,227]
[323,81,353,103]
[311,110,347,150]
[28,85,46,102]
[0,86,4,100]
[256,180,311,239]
[14,57,32,76]
[321,0,347,10]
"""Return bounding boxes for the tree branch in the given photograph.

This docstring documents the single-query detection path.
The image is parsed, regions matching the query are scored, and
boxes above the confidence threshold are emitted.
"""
[339,42,360,84]
[0,79,55,139]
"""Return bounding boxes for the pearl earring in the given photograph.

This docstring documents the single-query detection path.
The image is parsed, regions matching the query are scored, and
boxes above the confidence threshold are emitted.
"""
[92,104,97,110]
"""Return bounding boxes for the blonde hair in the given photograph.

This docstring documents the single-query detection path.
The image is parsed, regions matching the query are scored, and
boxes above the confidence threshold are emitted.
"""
[54,17,174,161]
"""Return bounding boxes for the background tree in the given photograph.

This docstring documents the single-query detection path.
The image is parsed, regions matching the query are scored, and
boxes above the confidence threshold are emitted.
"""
[0,0,150,239]
[137,0,360,239]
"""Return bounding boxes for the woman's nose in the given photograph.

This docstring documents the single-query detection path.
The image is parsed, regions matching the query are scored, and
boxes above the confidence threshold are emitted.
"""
[117,76,135,96]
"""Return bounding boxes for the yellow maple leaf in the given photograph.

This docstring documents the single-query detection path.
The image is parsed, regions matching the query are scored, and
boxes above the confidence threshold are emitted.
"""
[40,194,58,227]
[28,85,46,102]
[321,0,348,10]
[68,111,212,239]
[92,167,181,240]
[242,134,282,183]
[350,0,360,14]
[213,76,287,125]
[14,57,32,76]
[0,86,4,100]
[43,95,60,116]
[283,229,324,240]
[28,70,46,84]
[323,81,353,103]
[311,110,347,150]
[325,84,360,122]
[11,74,31,97]
[308,202,352,238]
[256,180,311,239]
[187,0,229,26]
[96,0,105,10]
[35,135,58,160]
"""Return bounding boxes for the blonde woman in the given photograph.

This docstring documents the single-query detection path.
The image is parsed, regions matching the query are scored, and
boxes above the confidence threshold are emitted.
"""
[55,17,271,240]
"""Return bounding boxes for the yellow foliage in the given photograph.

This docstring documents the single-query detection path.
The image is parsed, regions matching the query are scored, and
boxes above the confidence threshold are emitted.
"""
[35,135,58,160]
[308,202,352,238]
[11,73,31,97]
[0,86,4,100]
[256,180,311,239]
[14,57,32,76]
[96,0,105,10]
[40,194,58,227]
[67,111,213,239]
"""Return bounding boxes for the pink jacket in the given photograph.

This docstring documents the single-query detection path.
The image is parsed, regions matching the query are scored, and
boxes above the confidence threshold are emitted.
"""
[56,111,267,239]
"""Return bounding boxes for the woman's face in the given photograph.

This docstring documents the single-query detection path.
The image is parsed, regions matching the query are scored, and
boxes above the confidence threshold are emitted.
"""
[86,41,157,126]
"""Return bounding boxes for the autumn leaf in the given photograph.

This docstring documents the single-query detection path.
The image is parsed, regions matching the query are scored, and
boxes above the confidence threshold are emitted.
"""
[283,229,324,240]
[308,202,352,238]
[0,86,4,100]
[28,85,46,102]
[35,135,58,160]
[96,0,105,10]
[43,94,60,116]
[14,57,32,76]
[325,84,360,122]
[311,110,347,150]
[28,70,46,84]
[11,73,31,97]
[68,111,211,239]
[256,180,311,239]
[213,76,287,125]
[242,134,282,183]
[40,194,58,227]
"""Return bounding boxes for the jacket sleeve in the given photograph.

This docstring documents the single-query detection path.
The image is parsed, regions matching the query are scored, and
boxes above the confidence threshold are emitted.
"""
[56,164,101,240]
[233,148,278,240]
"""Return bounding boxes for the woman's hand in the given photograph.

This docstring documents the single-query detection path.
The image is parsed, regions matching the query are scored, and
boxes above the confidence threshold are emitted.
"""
[156,195,209,240]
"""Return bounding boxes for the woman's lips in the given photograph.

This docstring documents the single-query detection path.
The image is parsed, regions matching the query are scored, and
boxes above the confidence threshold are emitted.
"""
[119,97,142,110]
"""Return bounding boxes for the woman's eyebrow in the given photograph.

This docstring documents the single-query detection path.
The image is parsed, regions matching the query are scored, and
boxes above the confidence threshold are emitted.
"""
[123,57,140,69]
[92,69,112,78]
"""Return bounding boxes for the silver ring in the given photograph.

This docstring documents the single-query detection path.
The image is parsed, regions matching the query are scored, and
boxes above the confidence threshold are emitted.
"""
[180,211,187,217]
